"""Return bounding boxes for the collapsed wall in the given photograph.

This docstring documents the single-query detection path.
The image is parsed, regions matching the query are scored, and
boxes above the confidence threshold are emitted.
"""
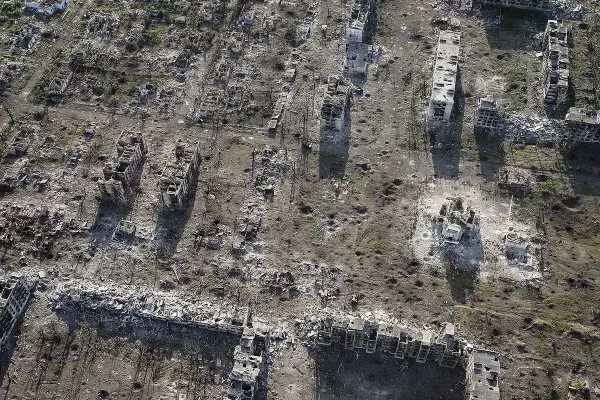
[316,315,500,400]
[428,30,461,124]
[543,20,570,106]
[0,275,36,349]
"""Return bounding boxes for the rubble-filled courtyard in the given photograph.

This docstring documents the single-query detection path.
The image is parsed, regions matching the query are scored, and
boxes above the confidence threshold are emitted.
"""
[1,0,600,399]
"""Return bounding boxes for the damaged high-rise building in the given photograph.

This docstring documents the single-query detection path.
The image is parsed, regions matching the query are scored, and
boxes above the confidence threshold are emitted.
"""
[97,131,147,201]
[317,315,500,400]
[543,20,570,106]
[428,30,461,124]
[565,107,600,143]
[320,75,352,148]
[475,95,505,131]
[344,0,377,76]
[0,275,36,348]
[158,140,200,209]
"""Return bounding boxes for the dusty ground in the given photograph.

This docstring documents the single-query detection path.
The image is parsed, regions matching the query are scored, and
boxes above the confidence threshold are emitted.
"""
[1,0,600,399]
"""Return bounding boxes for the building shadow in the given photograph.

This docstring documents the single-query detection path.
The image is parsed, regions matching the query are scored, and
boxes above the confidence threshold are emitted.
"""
[561,142,600,196]
[474,129,506,181]
[153,173,199,258]
[440,232,483,304]
[429,69,464,180]
[312,346,466,400]
[89,165,145,250]
[319,113,351,179]
[482,7,547,51]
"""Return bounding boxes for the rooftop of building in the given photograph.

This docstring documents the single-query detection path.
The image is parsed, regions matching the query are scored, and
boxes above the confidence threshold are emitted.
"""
[566,108,600,125]
[431,31,461,103]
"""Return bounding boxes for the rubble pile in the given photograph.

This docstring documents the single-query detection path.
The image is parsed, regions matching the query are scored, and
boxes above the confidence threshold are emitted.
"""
[11,24,39,56]
[82,12,120,38]
[497,166,533,196]
[5,126,35,157]
[0,202,79,255]
[52,281,250,334]
[0,275,36,348]
[0,62,24,95]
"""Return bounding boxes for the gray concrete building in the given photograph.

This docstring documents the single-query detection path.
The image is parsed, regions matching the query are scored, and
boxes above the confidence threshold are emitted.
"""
[543,20,570,106]
[159,140,200,209]
[565,107,600,143]
[428,31,461,123]
[0,275,36,348]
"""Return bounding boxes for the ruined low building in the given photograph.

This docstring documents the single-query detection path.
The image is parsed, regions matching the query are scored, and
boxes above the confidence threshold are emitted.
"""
[320,75,352,145]
[475,95,504,131]
[465,349,501,400]
[158,140,200,209]
[437,196,478,244]
[543,20,570,106]
[6,127,35,157]
[97,131,146,201]
[565,107,600,143]
[25,0,70,17]
[428,31,461,124]
[0,275,36,348]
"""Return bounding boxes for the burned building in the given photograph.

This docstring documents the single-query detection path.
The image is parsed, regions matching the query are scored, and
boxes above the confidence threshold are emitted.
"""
[428,31,461,124]
[475,95,504,131]
[436,196,479,244]
[465,349,500,400]
[97,131,146,201]
[158,140,200,209]
[565,107,600,143]
[543,20,570,106]
[0,275,36,348]
[320,75,352,147]
[479,0,549,10]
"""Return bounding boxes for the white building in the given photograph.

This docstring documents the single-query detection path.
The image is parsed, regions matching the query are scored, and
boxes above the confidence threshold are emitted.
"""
[428,31,461,123]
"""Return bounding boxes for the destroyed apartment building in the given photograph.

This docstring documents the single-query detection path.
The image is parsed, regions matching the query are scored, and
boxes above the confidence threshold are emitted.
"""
[428,30,461,124]
[0,275,36,348]
[436,196,479,244]
[543,20,570,106]
[316,315,500,400]
[158,140,200,209]
[565,107,600,143]
[320,75,352,149]
[344,0,377,76]
[97,131,147,201]
[52,282,268,400]
[475,95,505,132]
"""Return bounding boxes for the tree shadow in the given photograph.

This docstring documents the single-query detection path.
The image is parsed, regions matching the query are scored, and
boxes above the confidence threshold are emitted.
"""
[429,69,464,180]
